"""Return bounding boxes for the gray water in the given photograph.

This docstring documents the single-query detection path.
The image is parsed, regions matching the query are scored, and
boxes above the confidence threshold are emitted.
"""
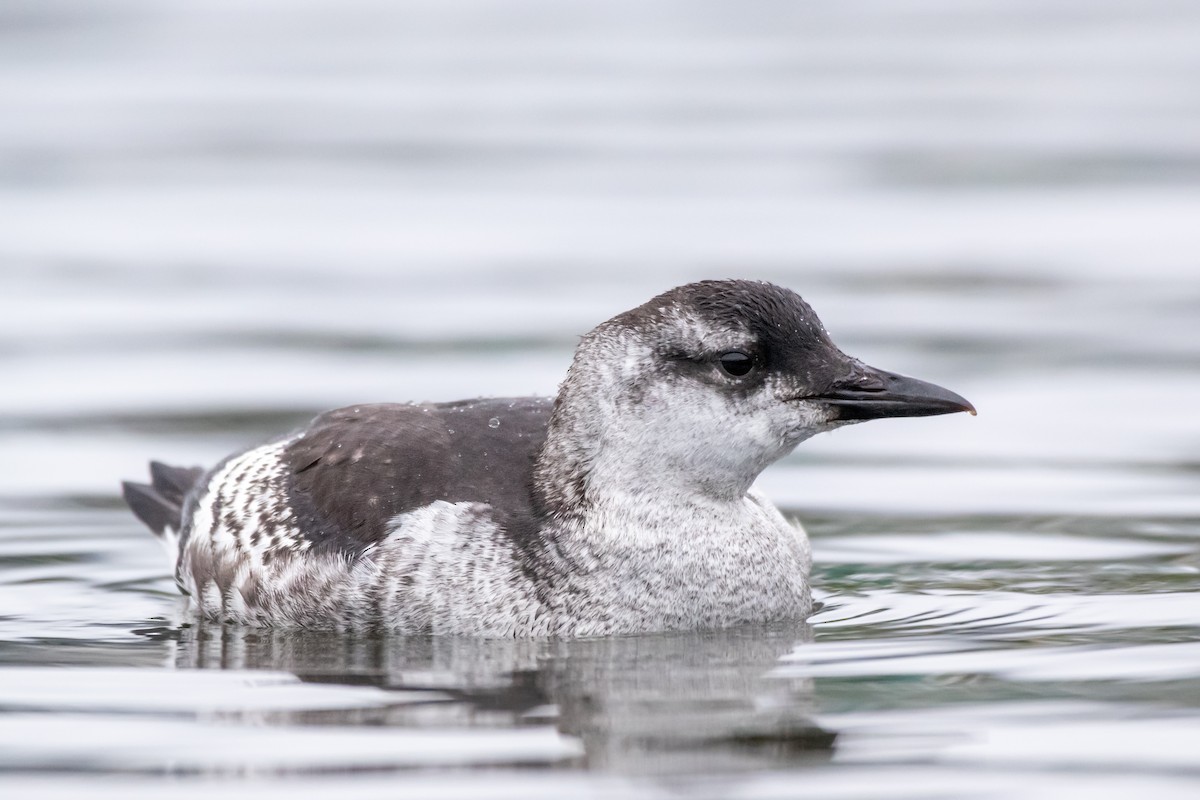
[2,1,1200,797]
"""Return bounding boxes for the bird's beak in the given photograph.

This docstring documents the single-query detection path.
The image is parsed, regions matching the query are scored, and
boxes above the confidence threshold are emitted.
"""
[815,367,976,421]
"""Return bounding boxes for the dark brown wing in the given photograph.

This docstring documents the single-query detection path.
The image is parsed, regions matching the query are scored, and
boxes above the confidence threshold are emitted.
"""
[281,397,553,554]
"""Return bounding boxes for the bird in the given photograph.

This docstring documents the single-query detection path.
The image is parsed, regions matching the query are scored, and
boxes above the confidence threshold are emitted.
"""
[123,279,974,637]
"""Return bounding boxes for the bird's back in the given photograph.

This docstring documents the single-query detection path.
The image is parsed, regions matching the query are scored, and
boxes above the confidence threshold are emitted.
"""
[125,397,555,628]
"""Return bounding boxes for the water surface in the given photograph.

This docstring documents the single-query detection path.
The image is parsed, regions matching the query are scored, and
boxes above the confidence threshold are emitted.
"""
[2,1,1199,798]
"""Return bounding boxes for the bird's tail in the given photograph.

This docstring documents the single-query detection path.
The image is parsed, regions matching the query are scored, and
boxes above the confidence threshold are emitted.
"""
[122,461,205,559]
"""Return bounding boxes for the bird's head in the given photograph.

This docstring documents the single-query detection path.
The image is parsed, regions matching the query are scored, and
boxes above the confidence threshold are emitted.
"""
[543,279,974,507]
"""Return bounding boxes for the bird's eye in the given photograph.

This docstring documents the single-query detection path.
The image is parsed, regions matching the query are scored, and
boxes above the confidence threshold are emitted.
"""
[718,351,755,377]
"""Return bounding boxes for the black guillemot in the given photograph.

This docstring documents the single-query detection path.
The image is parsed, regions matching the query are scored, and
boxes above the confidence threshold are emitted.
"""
[123,279,974,636]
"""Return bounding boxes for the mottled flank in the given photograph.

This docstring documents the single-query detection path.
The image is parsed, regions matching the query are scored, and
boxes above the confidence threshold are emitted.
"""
[124,280,972,636]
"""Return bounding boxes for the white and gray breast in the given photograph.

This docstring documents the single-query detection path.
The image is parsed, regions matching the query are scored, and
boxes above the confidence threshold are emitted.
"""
[536,491,812,636]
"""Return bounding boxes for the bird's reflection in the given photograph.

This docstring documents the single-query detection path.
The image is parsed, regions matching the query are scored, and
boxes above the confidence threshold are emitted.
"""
[160,619,835,775]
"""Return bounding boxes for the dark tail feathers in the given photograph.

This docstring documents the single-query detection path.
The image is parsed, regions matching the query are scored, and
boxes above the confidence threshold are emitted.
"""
[122,461,205,538]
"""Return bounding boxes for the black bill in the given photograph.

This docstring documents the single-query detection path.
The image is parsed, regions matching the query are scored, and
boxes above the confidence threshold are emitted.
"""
[816,368,976,421]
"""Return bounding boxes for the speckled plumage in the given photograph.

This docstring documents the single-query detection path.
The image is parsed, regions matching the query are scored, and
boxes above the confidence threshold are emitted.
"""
[123,280,973,637]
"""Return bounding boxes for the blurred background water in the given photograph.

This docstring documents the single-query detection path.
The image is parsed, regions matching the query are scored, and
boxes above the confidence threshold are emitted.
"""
[1,1,1199,798]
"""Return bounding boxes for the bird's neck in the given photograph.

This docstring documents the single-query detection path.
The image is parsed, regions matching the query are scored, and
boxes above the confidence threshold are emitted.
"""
[533,358,760,518]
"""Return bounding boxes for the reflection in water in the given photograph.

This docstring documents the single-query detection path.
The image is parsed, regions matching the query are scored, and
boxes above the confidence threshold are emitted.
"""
[167,621,835,775]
